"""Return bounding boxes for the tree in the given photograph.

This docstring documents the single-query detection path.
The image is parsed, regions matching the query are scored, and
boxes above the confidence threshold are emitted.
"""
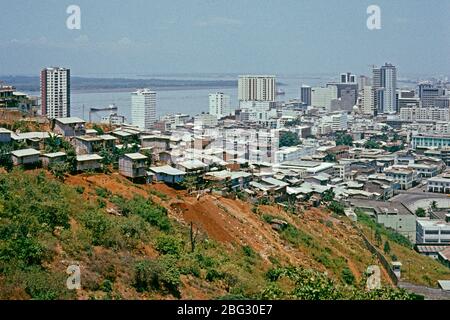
[323,153,336,162]
[415,207,426,218]
[181,175,197,193]
[328,201,345,215]
[375,229,382,246]
[364,140,381,149]
[335,133,353,146]
[431,201,438,211]
[92,124,104,135]
[279,131,301,148]
[45,133,64,153]
[49,162,70,181]
[322,188,335,202]
[383,241,391,254]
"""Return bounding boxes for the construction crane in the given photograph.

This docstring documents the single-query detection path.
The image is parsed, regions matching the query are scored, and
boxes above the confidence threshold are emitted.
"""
[88,104,118,123]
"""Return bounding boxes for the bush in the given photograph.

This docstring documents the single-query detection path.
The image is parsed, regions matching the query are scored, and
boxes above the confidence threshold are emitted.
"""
[95,187,110,198]
[133,258,181,297]
[206,268,225,282]
[112,196,171,232]
[242,245,256,258]
[75,186,85,194]
[156,235,183,256]
[328,201,345,215]
[341,267,355,285]
[415,208,426,218]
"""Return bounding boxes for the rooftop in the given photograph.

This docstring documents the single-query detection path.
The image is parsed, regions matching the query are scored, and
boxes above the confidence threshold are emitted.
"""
[76,154,103,162]
[150,165,186,176]
[43,151,66,158]
[56,117,86,125]
[124,153,147,160]
[11,148,40,158]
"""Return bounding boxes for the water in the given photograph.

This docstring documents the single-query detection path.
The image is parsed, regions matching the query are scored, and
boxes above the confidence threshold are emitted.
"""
[27,75,333,122]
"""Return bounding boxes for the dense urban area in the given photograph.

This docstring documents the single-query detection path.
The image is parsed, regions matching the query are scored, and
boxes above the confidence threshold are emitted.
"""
[1,66,450,300]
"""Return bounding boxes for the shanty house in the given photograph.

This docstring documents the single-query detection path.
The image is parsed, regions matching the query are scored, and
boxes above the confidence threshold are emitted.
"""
[119,153,148,179]
[149,165,186,184]
[76,154,103,171]
[11,148,41,166]
[54,117,86,137]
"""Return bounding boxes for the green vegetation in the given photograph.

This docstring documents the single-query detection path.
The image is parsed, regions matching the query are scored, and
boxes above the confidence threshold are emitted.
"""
[335,133,353,146]
[279,131,301,148]
[328,201,345,215]
[259,266,420,300]
[415,207,426,218]
[0,170,432,300]
[384,241,391,254]
[364,140,381,149]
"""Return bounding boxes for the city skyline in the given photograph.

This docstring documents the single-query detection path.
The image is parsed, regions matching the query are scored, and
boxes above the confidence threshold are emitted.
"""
[0,0,449,76]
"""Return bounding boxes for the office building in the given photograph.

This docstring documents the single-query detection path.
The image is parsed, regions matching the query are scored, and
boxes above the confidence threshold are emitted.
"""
[418,83,446,108]
[300,85,312,106]
[238,75,276,102]
[373,63,397,114]
[131,89,157,129]
[311,86,338,111]
[40,67,70,119]
[340,72,356,84]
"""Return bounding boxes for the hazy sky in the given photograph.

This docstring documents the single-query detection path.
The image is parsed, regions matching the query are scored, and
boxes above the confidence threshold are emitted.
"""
[1,0,449,77]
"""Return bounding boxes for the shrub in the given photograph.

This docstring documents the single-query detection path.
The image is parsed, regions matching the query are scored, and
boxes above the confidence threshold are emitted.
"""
[133,258,181,297]
[328,201,345,215]
[112,196,171,232]
[206,268,225,282]
[75,186,85,194]
[156,235,183,256]
[341,267,355,285]
[95,187,110,198]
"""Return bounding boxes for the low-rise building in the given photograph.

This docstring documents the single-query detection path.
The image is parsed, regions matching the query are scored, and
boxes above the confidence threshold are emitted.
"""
[11,148,41,166]
[0,128,12,143]
[76,154,103,171]
[54,117,86,137]
[427,176,450,193]
[416,217,450,244]
[351,199,416,242]
[384,166,419,190]
[149,165,186,184]
[41,151,66,168]
[119,153,148,179]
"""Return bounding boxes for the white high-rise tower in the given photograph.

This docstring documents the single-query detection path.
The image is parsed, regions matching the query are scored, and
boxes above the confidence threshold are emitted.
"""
[238,75,276,102]
[40,67,70,119]
[131,89,156,129]
[209,92,232,119]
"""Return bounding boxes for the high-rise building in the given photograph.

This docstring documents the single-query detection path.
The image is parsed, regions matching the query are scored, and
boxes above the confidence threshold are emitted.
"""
[300,85,312,106]
[131,89,156,129]
[238,75,276,102]
[40,67,70,119]
[311,86,338,111]
[361,85,375,115]
[209,92,232,119]
[340,72,356,84]
[418,83,446,107]
[372,63,397,114]
[357,75,371,91]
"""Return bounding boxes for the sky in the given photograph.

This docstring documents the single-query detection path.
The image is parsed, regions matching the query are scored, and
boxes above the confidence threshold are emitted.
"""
[0,0,449,77]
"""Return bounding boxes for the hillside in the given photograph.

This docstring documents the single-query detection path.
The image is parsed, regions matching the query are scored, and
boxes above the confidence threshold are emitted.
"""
[1,169,448,300]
